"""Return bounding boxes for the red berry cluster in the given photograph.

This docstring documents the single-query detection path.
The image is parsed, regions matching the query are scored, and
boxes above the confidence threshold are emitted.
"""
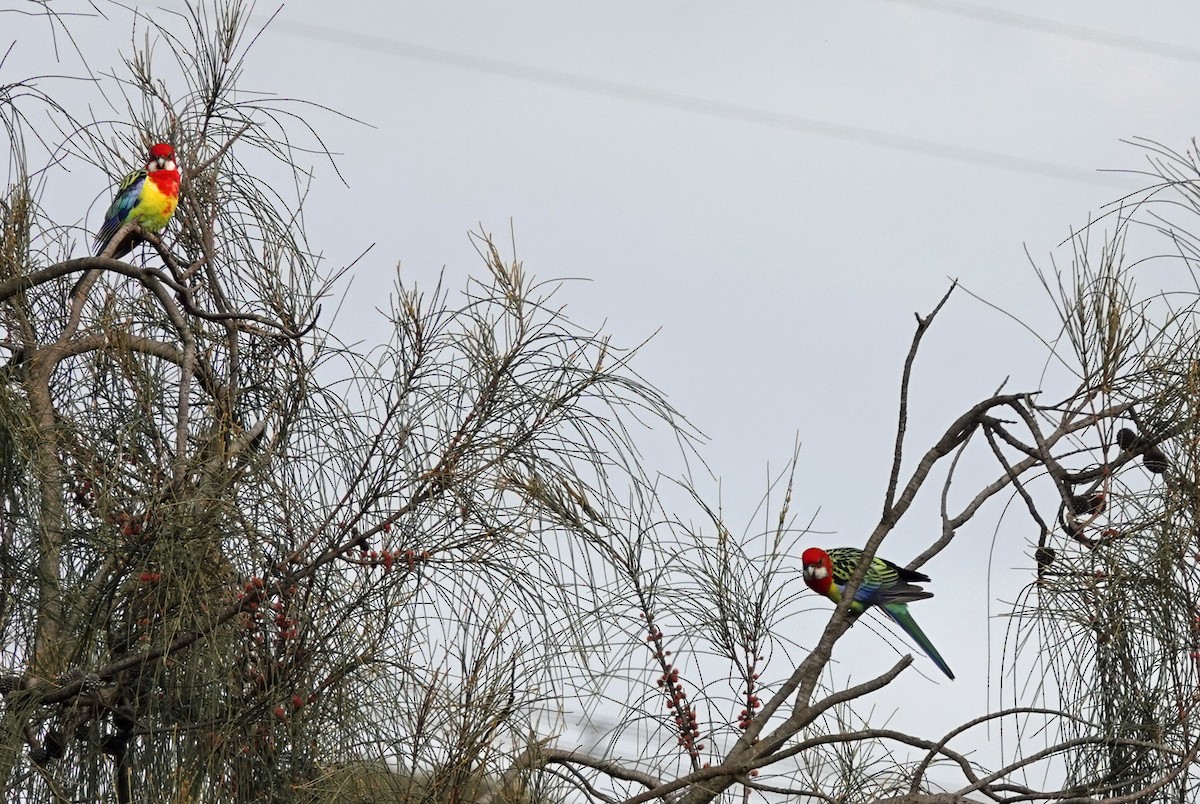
[270,596,301,643]
[361,548,430,574]
[127,563,171,644]
[110,510,152,540]
[236,579,303,655]
[236,579,318,725]
[341,522,432,575]
[270,691,314,723]
[737,652,764,729]
[645,611,704,762]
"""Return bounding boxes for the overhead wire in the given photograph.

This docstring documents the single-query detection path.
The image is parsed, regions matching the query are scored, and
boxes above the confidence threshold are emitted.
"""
[264,8,1183,191]
[876,0,1200,64]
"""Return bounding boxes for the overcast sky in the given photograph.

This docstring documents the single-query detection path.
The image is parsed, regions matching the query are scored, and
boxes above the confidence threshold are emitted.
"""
[7,0,1200,785]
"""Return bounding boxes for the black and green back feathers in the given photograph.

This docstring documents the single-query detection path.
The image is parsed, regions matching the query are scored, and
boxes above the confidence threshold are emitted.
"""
[825,547,936,612]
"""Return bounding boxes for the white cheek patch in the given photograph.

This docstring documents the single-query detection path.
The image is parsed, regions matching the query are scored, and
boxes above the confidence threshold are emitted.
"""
[165,159,176,171]
[811,566,828,579]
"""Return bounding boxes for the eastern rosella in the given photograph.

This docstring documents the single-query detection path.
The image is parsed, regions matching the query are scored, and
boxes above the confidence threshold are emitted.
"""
[94,142,180,259]
[801,546,954,680]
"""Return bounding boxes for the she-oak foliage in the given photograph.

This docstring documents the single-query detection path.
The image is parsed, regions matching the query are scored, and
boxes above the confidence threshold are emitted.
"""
[3,3,1200,802]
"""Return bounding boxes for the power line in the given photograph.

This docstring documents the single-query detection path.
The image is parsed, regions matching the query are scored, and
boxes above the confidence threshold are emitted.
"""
[266,18,1133,190]
[877,0,1200,63]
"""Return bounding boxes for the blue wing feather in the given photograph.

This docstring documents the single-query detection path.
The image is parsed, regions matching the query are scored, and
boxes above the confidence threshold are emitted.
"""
[94,169,147,255]
[850,578,880,604]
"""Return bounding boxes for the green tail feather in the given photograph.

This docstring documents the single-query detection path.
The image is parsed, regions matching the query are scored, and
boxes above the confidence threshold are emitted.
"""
[882,603,954,680]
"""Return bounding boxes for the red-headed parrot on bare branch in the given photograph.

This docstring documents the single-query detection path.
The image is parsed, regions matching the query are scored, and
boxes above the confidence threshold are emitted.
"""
[802,547,954,680]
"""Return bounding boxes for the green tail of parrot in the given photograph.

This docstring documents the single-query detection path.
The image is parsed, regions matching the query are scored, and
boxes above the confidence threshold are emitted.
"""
[882,602,954,680]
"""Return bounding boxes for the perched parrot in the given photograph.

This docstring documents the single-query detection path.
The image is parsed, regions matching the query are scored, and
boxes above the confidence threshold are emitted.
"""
[801,546,954,680]
[94,142,180,259]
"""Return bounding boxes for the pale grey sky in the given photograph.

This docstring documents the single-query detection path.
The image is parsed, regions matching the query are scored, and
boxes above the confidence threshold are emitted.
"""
[7,0,1199,782]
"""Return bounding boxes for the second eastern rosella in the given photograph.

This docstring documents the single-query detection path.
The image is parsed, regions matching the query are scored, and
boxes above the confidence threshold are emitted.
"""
[94,142,180,259]
[801,546,954,680]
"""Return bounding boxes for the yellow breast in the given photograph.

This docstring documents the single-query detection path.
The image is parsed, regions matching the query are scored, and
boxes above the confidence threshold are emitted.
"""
[132,176,178,233]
